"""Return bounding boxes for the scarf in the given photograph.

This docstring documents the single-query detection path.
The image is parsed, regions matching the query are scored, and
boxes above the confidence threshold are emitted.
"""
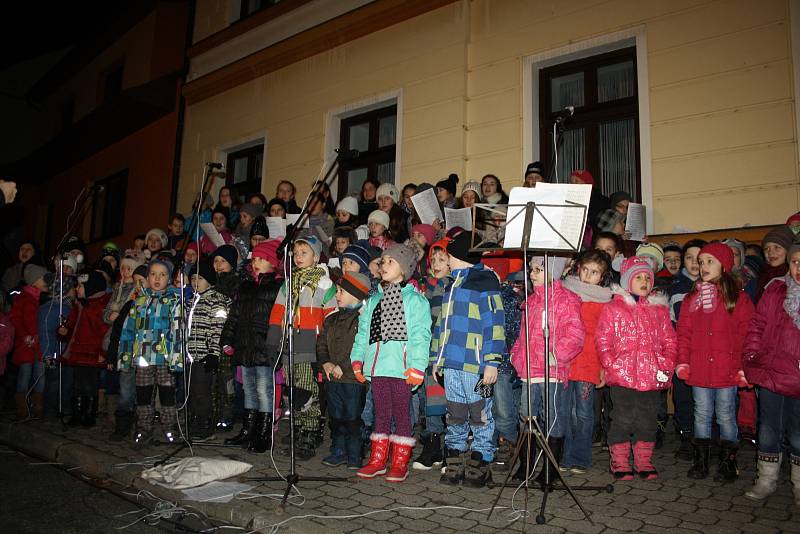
[783,274,800,330]
[290,266,325,315]
[485,192,503,204]
[369,283,407,343]
[689,281,719,313]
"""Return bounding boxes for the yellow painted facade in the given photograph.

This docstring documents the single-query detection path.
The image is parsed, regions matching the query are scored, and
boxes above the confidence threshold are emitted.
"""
[178,0,800,233]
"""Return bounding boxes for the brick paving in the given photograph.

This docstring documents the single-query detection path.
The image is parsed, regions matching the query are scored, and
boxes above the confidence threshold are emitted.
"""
[3,413,799,533]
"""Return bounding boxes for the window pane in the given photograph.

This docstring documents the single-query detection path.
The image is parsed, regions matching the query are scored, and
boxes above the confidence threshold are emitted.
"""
[551,72,584,112]
[378,115,396,147]
[377,162,395,183]
[349,123,370,151]
[555,128,585,183]
[599,118,637,199]
[232,156,249,184]
[347,168,369,196]
[598,60,635,103]
[252,153,263,181]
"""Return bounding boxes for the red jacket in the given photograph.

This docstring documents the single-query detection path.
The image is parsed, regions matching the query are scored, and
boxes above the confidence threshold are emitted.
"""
[743,279,800,399]
[0,311,14,376]
[595,287,677,392]
[677,287,754,388]
[61,293,111,368]
[562,276,612,385]
[10,286,41,365]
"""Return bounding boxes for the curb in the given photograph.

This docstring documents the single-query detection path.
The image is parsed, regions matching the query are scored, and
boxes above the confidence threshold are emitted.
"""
[0,419,337,534]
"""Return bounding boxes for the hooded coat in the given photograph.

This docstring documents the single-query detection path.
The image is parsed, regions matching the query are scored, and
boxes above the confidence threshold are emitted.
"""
[562,276,612,385]
[61,292,111,367]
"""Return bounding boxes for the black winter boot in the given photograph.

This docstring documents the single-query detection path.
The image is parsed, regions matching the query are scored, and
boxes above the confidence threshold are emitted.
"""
[463,451,491,488]
[714,440,740,483]
[412,433,443,470]
[81,396,97,428]
[225,409,255,447]
[535,436,564,486]
[440,448,465,486]
[249,413,273,454]
[675,430,694,461]
[688,438,711,479]
[67,397,83,427]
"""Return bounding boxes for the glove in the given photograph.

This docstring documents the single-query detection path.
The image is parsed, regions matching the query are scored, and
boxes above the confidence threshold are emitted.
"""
[351,361,366,383]
[675,364,690,381]
[404,368,424,386]
[736,370,749,388]
[222,345,234,356]
[204,354,219,372]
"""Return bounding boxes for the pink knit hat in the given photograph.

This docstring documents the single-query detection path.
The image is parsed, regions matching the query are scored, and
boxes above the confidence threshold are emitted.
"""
[620,256,653,293]
[411,224,436,246]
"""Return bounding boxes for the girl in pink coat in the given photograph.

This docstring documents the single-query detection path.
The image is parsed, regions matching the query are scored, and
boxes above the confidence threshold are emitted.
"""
[676,243,754,483]
[596,256,676,481]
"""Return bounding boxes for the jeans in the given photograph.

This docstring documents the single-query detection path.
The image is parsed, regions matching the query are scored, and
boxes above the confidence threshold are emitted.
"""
[327,382,366,452]
[671,375,694,432]
[444,368,495,461]
[16,362,45,394]
[692,386,738,442]
[757,387,800,456]
[493,366,519,443]
[520,381,567,438]
[241,366,274,413]
[562,381,595,469]
[118,369,136,413]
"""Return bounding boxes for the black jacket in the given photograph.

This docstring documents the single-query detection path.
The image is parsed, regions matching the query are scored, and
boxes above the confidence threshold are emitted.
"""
[221,272,281,367]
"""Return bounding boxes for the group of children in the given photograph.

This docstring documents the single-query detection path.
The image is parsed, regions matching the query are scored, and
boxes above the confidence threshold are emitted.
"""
[5,178,800,506]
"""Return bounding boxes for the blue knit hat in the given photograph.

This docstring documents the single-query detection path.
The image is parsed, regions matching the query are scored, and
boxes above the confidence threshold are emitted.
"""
[342,241,371,274]
[149,258,174,279]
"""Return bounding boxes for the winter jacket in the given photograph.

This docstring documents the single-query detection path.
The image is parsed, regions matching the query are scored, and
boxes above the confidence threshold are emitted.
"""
[500,282,524,355]
[0,311,13,375]
[562,276,612,385]
[676,287,754,388]
[317,307,362,384]
[61,292,111,367]
[215,270,243,301]
[187,288,231,363]
[266,266,336,364]
[510,280,584,382]
[666,269,696,324]
[38,296,72,361]
[351,283,431,379]
[595,286,677,392]
[103,281,135,324]
[117,287,184,371]
[431,264,506,374]
[10,286,42,365]
[743,278,800,399]
[756,264,788,303]
[106,299,133,368]
[223,272,280,367]
[200,229,233,255]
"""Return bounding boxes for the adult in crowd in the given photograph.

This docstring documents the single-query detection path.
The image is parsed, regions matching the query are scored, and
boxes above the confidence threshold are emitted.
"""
[481,174,509,204]
[358,178,380,221]
[523,162,546,187]
[276,180,301,214]
[376,183,409,243]
[2,241,44,295]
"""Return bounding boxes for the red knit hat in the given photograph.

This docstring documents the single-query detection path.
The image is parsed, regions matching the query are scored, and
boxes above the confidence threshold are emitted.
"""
[411,224,436,247]
[428,237,451,263]
[571,169,594,186]
[252,239,281,268]
[699,242,734,273]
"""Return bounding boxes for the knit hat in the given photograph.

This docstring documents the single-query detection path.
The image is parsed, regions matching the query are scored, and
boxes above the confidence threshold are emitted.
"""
[368,209,390,229]
[191,258,216,285]
[436,174,459,197]
[336,196,359,216]
[342,242,371,274]
[23,264,48,286]
[210,244,238,270]
[252,239,281,267]
[267,198,287,215]
[786,212,800,226]
[722,238,746,267]
[145,228,168,249]
[461,181,481,199]
[596,209,624,232]
[742,255,764,279]
[620,256,654,293]
[382,243,417,281]
[240,202,265,219]
[337,271,371,301]
[411,224,436,246]
[447,231,481,265]
[376,183,399,203]
[149,258,174,279]
[761,225,794,251]
[95,260,115,281]
[295,235,322,260]
[699,242,734,273]
[101,242,120,262]
[428,237,451,263]
[60,235,86,255]
[571,169,594,186]
[60,255,78,273]
[133,264,149,279]
[120,254,144,272]
[609,191,633,208]
[81,270,107,297]
[249,216,269,240]
[635,242,664,271]
[525,161,543,177]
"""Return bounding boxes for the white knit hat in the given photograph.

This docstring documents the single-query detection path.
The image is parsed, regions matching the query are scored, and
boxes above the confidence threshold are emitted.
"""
[368,209,390,229]
[145,228,168,249]
[336,196,359,216]
[376,183,399,203]
[461,181,482,199]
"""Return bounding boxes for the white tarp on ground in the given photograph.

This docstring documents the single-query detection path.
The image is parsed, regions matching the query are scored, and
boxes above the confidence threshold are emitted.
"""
[141,456,252,490]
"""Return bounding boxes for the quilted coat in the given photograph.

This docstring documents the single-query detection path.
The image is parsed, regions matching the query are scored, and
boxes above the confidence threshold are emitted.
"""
[61,292,111,367]
[10,286,42,365]
[222,272,280,367]
[595,286,677,392]
[743,278,800,399]
[562,276,612,385]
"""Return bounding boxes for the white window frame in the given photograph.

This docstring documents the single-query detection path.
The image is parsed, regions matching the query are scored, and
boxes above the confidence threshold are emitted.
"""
[213,131,267,201]
[522,26,653,234]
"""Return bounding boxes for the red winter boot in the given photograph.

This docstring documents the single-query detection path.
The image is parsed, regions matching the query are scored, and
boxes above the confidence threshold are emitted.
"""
[385,436,415,483]
[633,441,659,480]
[357,433,390,479]
[609,442,634,481]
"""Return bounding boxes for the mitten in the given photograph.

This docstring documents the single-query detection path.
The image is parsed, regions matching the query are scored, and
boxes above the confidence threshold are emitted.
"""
[222,345,234,356]
[404,368,424,386]
[351,361,366,383]
[204,354,219,372]
[736,370,749,388]
[675,364,690,381]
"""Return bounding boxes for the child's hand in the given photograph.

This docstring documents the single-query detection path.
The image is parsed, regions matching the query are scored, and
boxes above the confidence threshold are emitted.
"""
[222,345,234,356]
[322,362,336,380]
[596,369,606,389]
[351,361,366,383]
[332,365,343,380]
[675,364,690,381]
[481,366,498,385]
[108,311,119,322]
[404,368,424,386]
[56,327,68,337]
[736,370,750,389]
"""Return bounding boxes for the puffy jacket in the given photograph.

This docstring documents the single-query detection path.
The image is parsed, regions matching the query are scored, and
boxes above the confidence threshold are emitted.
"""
[562,276,612,385]
[188,287,231,363]
[61,292,111,367]
[511,280,584,383]
[351,283,431,379]
[317,307,362,384]
[223,272,280,367]
[743,279,800,399]
[595,286,677,392]
[10,286,42,365]
[676,287,754,388]
[117,287,184,371]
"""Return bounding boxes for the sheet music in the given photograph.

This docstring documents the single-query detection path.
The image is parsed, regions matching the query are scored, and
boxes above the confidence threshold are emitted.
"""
[286,213,309,228]
[182,481,254,503]
[266,217,286,238]
[444,207,473,231]
[504,185,588,251]
[199,223,225,247]
[410,188,443,225]
[536,182,591,249]
[328,257,340,270]
[625,202,646,241]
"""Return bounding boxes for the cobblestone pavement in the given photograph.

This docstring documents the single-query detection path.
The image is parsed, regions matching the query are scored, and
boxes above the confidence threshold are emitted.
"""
[3,413,799,533]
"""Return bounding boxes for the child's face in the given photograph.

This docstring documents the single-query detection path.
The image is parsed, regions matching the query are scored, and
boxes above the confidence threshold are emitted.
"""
[436,187,451,203]
[729,246,742,268]
[219,188,232,207]
[213,256,232,273]
[147,235,162,252]
[191,274,210,293]
[293,243,316,269]
[336,210,352,224]
[579,261,604,286]
[213,212,227,231]
[148,265,170,292]
[630,272,653,297]
[698,253,723,282]
[362,181,376,201]
[402,188,416,209]
[250,235,267,249]
[335,237,350,254]
[169,218,183,236]
[335,285,360,308]
[239,211,254,227]
[368,257,381,278]
[134,238,145,251]
[764,243,787,268]
[684,246,701,278]
[615,200,630,216]
[378,195,393,212]
[270,203,285,218]
[380,256,404,284]
[277,182,294,202]
[595,238,618,259]
[789,251,800,284]
[309,198,324,216]
[251,256,274,275]
[184,249,198,264]
[368,221,386,238]
[341,258,360,274]
[663,251,681,275]
[530,262,545,286]
[120,263,134,282]
[461,191,478,208]
[411,231,427,248]
[18,243,34,263]
[430,250,450,279]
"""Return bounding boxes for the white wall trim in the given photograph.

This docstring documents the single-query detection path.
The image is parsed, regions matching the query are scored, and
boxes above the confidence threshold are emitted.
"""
[214,130,268,199]
[522,25,654,234]
[790,1,800,209]
[323,89,403,201]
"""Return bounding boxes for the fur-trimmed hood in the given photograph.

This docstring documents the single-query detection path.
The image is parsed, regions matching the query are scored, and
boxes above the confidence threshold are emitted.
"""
[610,283,669,307]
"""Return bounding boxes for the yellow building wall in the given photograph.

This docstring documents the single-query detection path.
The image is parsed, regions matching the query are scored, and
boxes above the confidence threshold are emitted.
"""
[179,0,800,233]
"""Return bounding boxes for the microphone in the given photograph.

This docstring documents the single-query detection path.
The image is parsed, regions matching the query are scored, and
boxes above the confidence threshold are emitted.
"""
[554,106,575,123]
[335,148,360,160]
[206,162,224,170]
